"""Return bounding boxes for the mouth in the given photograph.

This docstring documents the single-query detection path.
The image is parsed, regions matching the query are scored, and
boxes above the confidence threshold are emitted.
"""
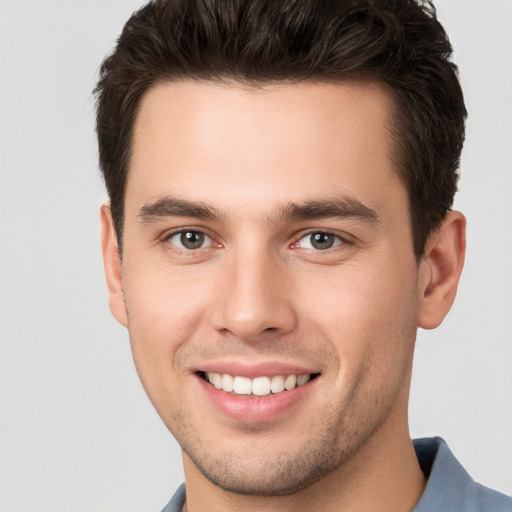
[199,371,320,397]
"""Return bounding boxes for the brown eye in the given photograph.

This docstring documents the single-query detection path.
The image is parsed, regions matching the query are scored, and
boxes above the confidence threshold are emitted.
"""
[297,232,342,250]
[169,230,210,250]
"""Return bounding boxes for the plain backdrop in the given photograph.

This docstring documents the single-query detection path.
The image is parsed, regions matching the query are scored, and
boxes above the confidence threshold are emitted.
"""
[0,1,511,511]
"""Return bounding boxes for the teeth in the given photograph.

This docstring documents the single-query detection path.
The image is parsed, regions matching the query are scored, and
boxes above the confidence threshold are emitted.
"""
[297,374,311,387]
[270,375,285,393]
[252,376,271,396]
[233,376,252,395]
[205,372,312,396]
[212,372,223,389]
[284,374,297,390]
[222,373,234,392]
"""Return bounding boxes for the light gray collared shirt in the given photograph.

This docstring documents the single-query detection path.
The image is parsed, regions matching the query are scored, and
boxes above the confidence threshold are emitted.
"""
[161,437,512,511]
[413,437,511,511]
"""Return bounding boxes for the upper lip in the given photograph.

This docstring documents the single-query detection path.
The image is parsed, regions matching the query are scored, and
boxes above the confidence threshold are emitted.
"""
[193,360,320,378]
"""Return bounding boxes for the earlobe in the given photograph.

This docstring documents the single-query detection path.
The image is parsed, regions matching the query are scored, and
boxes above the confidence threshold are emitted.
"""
[417,211,466,330]
[100,204,128,327]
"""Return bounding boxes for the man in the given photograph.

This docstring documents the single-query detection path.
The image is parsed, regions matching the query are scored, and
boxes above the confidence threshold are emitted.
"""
[95,0,512,510]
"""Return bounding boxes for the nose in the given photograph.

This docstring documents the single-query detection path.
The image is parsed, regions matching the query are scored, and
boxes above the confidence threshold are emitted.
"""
[210,248,297,342]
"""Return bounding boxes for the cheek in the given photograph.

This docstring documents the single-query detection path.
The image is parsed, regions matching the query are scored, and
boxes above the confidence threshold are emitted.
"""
[298,257,418,367]
[121,264,213,387]
[124,260,212,331]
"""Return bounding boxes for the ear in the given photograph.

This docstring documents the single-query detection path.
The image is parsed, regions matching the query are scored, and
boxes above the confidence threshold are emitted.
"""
[417,211,466,330]
[100,204,128,327]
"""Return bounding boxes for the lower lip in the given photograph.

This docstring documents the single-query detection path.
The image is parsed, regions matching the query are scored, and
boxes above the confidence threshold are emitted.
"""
[197,375,317,423]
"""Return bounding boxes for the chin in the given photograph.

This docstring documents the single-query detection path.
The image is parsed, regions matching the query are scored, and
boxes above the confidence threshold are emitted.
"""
[179,414,384,497]
[189,450,334,496]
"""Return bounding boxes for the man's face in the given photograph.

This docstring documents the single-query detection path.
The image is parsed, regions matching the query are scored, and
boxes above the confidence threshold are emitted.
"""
[112,81,424,494]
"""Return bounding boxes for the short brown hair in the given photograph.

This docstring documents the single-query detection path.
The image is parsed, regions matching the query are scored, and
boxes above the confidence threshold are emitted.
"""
[95,0,467,257]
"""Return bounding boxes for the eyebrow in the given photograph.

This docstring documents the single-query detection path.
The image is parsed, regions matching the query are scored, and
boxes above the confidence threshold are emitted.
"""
[138,195,379,225]
[275,196,380,224]
[138,197,222,223]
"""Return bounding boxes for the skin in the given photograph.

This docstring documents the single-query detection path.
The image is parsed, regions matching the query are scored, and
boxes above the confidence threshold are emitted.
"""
[101,81,466,511]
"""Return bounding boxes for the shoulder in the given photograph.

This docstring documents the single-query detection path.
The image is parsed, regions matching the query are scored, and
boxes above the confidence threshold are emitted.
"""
[413,437,512,512]
[160,483,186,512]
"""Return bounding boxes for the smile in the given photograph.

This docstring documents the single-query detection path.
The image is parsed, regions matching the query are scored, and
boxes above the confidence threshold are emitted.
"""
[203,372,315,396]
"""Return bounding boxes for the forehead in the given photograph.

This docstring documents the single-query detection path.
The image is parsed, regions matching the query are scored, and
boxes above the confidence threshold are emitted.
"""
[128,80,405,221]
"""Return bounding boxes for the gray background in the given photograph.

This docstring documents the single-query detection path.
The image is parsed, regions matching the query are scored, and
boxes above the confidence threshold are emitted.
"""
[0,1,511,511]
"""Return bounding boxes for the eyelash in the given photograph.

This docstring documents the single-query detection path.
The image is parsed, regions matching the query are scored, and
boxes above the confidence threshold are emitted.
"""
[163,228,218,254]
[291,230,349,253]
[163,228,350,255]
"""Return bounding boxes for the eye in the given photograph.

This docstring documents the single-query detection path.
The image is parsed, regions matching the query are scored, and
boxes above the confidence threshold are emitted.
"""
[168,230,212,250]
[297,231,343,251]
